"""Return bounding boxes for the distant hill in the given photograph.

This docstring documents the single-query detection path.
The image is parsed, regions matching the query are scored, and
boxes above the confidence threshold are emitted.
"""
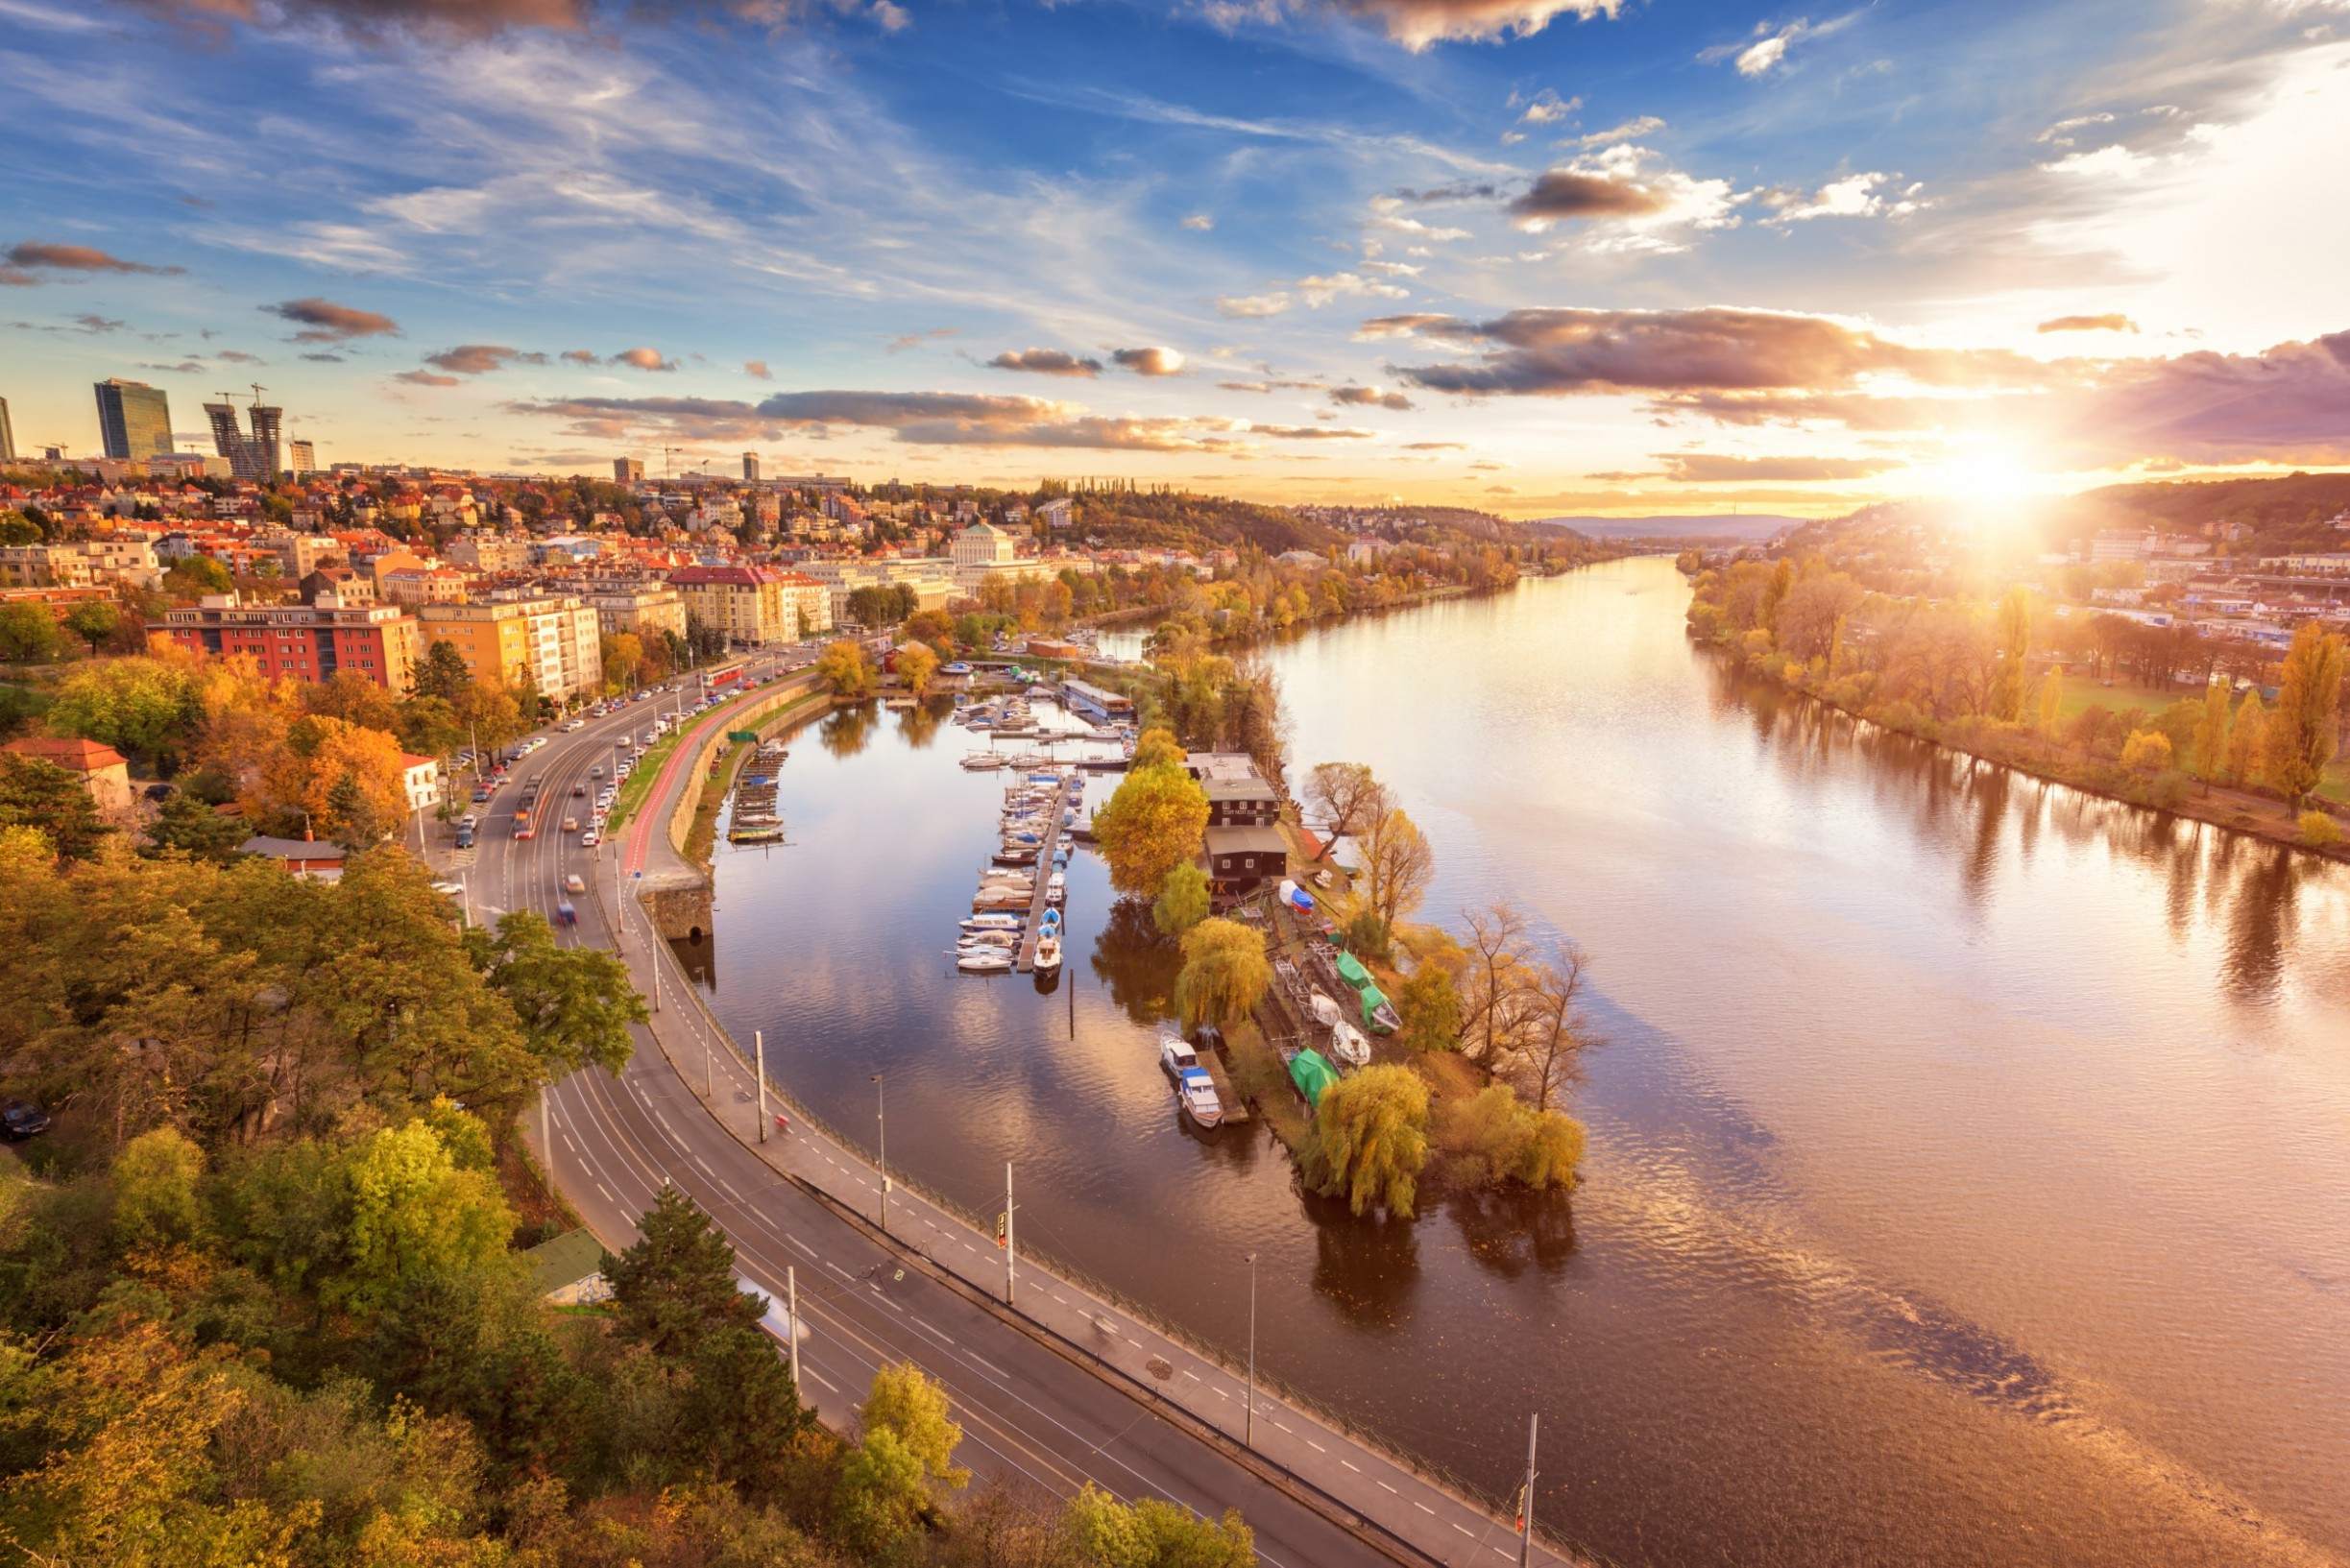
[1533,514,1804,542]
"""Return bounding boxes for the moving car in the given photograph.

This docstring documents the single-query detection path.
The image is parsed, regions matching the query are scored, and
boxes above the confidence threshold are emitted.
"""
[563,816,579,832]
[564,874,586,894]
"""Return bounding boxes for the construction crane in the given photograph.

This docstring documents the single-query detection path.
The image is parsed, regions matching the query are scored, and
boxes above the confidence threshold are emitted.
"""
[250,383,267,407]
[663,445,682,480]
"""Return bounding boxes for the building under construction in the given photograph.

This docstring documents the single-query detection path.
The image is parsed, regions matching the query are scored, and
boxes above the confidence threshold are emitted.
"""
[205,387,283,481]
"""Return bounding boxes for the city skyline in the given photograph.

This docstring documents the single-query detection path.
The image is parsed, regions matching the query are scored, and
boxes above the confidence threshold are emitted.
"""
[2,0,2347,516]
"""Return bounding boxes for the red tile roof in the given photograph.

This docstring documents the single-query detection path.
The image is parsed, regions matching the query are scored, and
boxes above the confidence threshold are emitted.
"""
[4,736,129,773]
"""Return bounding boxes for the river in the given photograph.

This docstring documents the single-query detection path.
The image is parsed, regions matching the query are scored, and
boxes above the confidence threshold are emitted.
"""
[687,557,2350,1568]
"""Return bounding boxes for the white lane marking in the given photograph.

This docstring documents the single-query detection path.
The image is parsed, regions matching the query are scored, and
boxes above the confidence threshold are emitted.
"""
[910,1316,954,1347]
[804,1368,838,1393]
[788,1236,818,1259]
[1340,1459,1360,1472]
[1452,1523,1475,1537]
[1304,1438,1325,1452]
[966,1354,1007,1380]
[1414,1502,1436,1516]
[595,1183,615,1204]
[1377,1481,1398,1494]
[870,1290,905,1315]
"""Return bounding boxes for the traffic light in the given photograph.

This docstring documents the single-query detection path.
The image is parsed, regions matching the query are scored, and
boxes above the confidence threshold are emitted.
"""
[996,1212,1007,1248]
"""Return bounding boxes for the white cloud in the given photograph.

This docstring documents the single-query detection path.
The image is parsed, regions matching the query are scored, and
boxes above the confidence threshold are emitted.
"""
[1736,31,1795,75]
[2039,143,2162,179]
[1564,114,1664,149]
[1763,170,1920,222]
[1182,213,1215,230]
[1217,291,1293,317]
[1518,90,1581,125]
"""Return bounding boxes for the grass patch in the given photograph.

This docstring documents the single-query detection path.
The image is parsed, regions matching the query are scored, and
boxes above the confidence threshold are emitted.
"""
[1225,1016,1310,1154]
[683,739,750,868]
[2047,673,2199,721]
[603,726,689,833]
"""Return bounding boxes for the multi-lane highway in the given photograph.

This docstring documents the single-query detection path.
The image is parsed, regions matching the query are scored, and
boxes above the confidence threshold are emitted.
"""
[450,662,1574,1568]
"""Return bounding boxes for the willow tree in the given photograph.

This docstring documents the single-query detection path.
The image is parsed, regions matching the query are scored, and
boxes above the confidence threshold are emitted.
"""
[1173,916,1271,1031]
[1311,1064,1429,1218]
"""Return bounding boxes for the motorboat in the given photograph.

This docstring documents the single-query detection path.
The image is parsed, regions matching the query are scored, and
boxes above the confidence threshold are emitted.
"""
[1033,932,1062,972]
[1331,1020,1371,1067]
[1177,1068,1224,1128]
[965,912,1023,930]
[957,950,1013,974]
[960,754,1006,770]
[1044,871,1066,905]
[1159,1030,1199,1078]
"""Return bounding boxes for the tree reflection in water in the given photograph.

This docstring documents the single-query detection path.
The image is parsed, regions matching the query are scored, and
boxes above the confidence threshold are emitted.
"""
[1088,897,1181,1027]
[895,696,947,750]
[1444,1182,1577,1283]
[1709,650,2326,1001]
[1308,1195,1422,1328]
[818,702,878,759]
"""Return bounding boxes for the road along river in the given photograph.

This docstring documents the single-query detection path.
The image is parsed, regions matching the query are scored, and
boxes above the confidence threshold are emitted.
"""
[693,558,2350,1568]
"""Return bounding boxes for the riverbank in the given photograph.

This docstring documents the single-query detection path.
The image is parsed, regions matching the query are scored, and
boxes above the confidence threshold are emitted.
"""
[1699,632,2350,863]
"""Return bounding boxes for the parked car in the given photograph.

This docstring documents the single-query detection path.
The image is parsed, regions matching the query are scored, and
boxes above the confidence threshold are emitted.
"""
[580,830,600,848]
[2,1101,51,1140]
[454,827,475,849]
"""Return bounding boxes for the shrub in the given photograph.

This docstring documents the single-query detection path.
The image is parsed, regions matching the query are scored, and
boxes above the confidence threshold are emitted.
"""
[2300,810,2343,849]
[2119,729,2173,773]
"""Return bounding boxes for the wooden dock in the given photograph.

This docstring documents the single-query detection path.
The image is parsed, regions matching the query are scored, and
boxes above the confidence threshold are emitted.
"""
[1014,772,1075,973]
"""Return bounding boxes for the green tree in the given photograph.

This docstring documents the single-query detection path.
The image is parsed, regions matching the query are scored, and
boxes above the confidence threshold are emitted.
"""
[1151,859,1210,937]
[162,554,233,597]
[46,656,201,765]
[1310,1064,1429,1218]
[412,639,473,705]
[2259,622,2345,802]
[1395,963,1461,1054]
[0,602,62,663]
[396,694,465,760]
[338,1122,515,1317]
[675,1323,816,1501]
[1064,1483,1255,1568]
[1173,917,1271,1032]
[473,909,644,1082]
[858,1360,968,1494]
[815,639,877,699]
[1093,761,1208,896]
[601,1183,761,1360]
[142,788,249,862]
[833,1425,928,1557]
[0,753,112,859]
[62,599,122,657]
[110,1126,207,1248]
[2191,679,2233,789]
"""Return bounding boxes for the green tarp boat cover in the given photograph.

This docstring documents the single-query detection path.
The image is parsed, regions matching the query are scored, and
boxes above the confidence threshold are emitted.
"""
[1358,982,1393,1030]
[1335,951,1372,989]
[1290,1049,1341,1106]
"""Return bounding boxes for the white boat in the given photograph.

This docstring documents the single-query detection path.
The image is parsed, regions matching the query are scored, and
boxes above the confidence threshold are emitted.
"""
[1159,1030,1199,1078]
[1177,1068,1224,1128]
[960,754,1006,770]
[964,913,1023,930]
[959,929,1017,948]
[957,950,1013,973]
[1033,932,1062,972]
[1331,1019,1371,1067]
[1044,871,1066,905]
[1309,989,1345,1030]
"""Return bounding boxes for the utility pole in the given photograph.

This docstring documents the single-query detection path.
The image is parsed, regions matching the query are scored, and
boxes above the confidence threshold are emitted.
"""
[787,1265,801,1395]
[872,1073,887,1232]
[1517,1411,1539,1568]
[1004,1162,1015,1306]
[1246,1252,1258,1448]
[756,1030,767,1142]
[703,1024,712,1098]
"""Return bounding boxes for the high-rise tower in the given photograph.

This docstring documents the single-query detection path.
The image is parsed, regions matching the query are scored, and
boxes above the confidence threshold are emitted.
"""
[94,377,174,461]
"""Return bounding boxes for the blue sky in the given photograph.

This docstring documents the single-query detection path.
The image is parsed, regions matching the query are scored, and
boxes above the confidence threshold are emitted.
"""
[5,0,2347,514]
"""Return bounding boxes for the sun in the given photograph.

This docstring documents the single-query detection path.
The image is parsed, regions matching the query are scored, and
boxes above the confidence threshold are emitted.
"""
[1927,446,2040,507]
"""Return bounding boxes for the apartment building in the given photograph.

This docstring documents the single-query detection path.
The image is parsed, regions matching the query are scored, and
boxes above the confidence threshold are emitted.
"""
[798,556,958,621]
[666,564,798,645]
[156,595,424,691]
[416,594,602,701]
[445,534,533,572]
[548,578,690,642]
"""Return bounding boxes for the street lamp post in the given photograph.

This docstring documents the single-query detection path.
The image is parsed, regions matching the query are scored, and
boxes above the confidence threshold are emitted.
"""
[1517,1411,1540,1567]
[1246,1252,1258,1449]
[872,1073,887,1232]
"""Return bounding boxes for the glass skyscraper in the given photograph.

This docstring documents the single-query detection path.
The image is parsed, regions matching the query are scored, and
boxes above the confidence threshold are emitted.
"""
[94,378,174,461]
